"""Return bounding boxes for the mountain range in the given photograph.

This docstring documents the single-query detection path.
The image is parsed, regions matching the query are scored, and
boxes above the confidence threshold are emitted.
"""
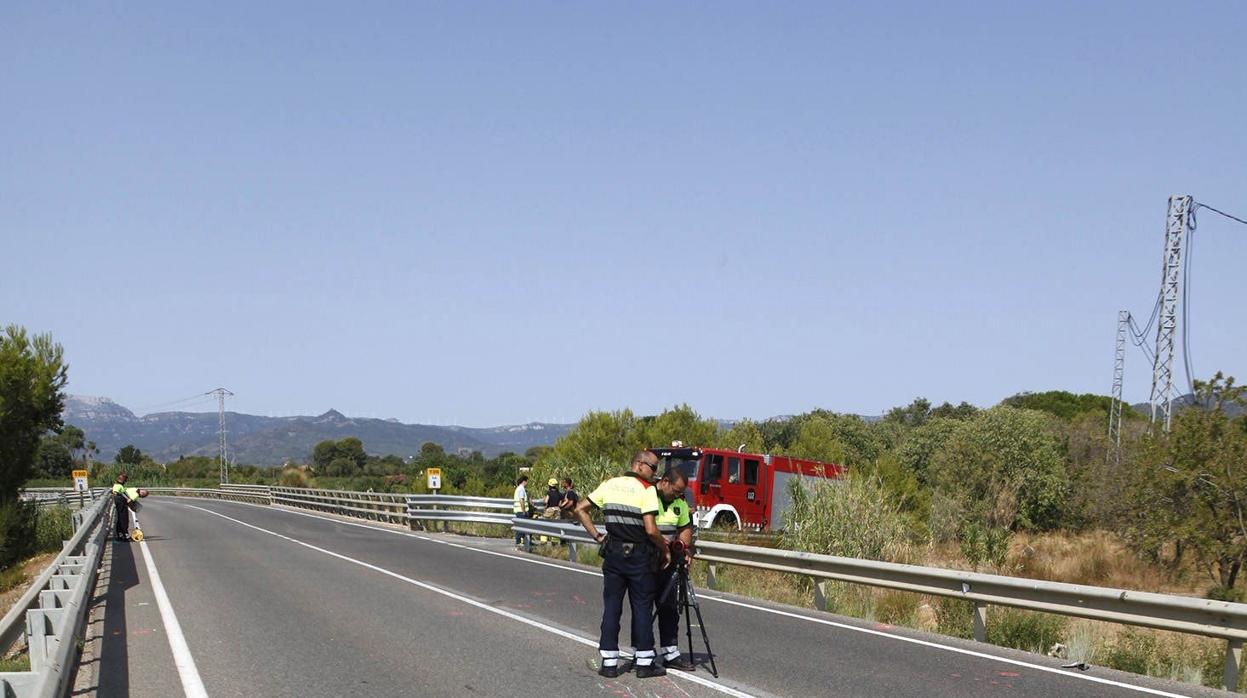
[63,395,574,466]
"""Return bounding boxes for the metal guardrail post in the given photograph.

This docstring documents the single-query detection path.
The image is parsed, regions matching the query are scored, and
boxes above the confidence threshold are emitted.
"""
[1225,639,1243,692]
[973,601,987,643]
[567,542,578,564]
[813,580,830,612]
[706,564,719,590]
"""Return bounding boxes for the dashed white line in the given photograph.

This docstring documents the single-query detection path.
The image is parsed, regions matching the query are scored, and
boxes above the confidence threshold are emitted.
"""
[138,540,209,698]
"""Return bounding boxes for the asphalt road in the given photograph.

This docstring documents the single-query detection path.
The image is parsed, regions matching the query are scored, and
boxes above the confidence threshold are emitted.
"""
[86,498,1223,698]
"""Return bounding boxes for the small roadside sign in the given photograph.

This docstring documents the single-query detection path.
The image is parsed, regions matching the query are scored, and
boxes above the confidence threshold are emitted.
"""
[72,469,89,492]
[426,467,442,491]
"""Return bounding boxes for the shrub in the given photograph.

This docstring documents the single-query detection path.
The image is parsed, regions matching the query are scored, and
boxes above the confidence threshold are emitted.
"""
[33,505,73,553]
[0,502,36,571]
[874,590,922,625]
[782,473,918,562]
[278,467,310,488]
[986,608,1067,653]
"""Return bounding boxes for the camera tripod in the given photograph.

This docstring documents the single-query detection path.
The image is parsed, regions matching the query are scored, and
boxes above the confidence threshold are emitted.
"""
[657,549,719,677]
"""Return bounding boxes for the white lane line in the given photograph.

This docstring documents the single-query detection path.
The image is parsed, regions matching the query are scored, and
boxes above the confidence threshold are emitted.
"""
[170,499,1196,698]
[182,504,754,698]
[138,540,209,698]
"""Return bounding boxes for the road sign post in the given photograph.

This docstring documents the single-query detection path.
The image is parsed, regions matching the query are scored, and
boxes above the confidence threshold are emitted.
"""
[426,468,444,531]
[72,469,89,508]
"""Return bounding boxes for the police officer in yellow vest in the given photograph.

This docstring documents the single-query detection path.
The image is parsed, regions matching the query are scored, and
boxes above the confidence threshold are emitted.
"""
[573,451,671,678]
[112,473,130,541]
[654,467,695,671]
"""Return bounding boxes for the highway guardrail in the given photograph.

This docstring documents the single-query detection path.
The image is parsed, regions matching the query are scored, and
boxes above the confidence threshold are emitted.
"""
[145,486,272,504]
[513,517,1247,691]
[405,494,513,529]
[270,486,409,524]
[0,493,111,697]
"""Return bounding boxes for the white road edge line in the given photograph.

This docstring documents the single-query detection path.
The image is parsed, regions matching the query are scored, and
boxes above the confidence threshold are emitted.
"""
[181,504,754,698]
[138,540,209,698]
[170,499,1195,698]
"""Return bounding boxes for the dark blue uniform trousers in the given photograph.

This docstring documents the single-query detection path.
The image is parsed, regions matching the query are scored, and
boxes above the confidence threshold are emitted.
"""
[599,549,656,663]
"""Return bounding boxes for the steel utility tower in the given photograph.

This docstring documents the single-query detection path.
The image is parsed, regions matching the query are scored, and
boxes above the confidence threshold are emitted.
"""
[209,387,234,483]
[1148,195,1191,431]
[1108,310,1128,463]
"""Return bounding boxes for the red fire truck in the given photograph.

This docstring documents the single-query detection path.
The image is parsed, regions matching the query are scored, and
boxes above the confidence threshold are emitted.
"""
[649,444,844,531]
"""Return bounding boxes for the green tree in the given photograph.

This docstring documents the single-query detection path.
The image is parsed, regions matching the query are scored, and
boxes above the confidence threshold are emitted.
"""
[636,404,718,449]
[115,444,144,466]
[548,409,640,466]
[0,326,67,500]
[56,424,86,462]
[336,437,367,470]
[35,437,74,479]
[896,416,960,484]
[717,419,765,454]
[312,440,339,470]
[928,406,1068,535]
[1122,373,1247,591]
[885,397,933,427]
[1001,391,1116,422]
[788,414,845,463]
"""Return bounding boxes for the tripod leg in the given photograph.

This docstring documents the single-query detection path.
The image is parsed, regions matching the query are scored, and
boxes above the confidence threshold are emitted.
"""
[685,579,719,678]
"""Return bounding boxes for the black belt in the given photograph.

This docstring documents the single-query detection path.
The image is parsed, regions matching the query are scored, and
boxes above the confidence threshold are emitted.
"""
[603,539,650,557]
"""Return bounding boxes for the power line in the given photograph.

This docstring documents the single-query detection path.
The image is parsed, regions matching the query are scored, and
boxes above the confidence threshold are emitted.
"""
[1194,201,1247,228]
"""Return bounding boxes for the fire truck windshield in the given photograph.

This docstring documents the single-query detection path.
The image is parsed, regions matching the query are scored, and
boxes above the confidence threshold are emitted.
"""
[659,456,700,482]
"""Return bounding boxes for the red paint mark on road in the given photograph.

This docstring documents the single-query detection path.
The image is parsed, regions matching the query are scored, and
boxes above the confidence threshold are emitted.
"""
[514,603,532,609]
[131,629,152,636]
[573,594,586,605]
[873,623,894,630]
[949,673,961,678]
[998,672,1020,677]
[448,611,464,617]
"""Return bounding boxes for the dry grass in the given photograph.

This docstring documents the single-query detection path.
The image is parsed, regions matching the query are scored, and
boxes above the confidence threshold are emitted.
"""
[0,552,56,618]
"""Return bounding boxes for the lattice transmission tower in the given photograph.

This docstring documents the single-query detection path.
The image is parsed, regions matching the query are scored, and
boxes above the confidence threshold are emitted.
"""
[1107,310,1128,463]
[208,387,234,483]
[1148,195,1192,431]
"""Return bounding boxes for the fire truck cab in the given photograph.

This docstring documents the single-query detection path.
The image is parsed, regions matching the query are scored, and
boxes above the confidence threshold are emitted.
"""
[649,444,843,531]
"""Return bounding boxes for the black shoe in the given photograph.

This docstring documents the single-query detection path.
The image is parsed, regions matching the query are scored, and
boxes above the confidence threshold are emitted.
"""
[635,664,667,678]
[597,664,619,678]
[664,655,695,672]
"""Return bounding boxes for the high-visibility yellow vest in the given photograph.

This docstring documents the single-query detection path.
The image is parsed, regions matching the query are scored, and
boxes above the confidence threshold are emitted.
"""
[112,483,125,495]
[587,473,660,544]
[655,496,691,540]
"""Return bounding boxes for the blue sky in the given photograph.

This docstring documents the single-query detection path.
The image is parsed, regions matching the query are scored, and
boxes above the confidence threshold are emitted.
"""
[3,2,1244,425]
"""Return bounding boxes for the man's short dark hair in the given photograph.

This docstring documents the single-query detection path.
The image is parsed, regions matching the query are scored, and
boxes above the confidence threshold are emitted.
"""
[516,475,529,485]
[631,451,657,467]
[561,477,573,487]
[662,468,688,487]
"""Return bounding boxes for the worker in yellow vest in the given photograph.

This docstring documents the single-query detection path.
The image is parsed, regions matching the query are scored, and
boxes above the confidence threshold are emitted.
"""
[573,451,670,679]
[653,468,695,671]
[112,473,129,541]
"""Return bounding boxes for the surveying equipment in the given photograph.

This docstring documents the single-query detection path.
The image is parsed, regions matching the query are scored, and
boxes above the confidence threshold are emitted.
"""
[657,540,718,677]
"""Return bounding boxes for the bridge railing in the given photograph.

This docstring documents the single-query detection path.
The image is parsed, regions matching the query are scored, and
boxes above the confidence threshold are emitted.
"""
[270,486,408,524]
[145,486,271,505]
[405,494,513,528]
[513,517,1247,691]
[0,493,111,698]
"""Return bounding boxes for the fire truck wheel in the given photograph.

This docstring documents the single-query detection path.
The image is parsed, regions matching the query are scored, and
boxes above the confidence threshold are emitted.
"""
[712,512,738,530]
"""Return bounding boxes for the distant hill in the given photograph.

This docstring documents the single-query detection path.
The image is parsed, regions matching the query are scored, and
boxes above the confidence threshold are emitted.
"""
[63,396,573,466]
[1130,393,1245,419]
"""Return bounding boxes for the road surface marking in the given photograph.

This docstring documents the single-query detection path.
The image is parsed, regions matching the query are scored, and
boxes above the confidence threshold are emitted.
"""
[183,504,754,698]
[170,499,1196,697]
[138,540,209,698]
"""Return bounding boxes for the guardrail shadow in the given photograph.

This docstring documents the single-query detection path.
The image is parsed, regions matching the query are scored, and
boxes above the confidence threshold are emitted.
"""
[96,539,137,694]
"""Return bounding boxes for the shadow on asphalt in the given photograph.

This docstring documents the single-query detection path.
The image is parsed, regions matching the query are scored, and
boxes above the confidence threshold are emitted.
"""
[97,540,138,695]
